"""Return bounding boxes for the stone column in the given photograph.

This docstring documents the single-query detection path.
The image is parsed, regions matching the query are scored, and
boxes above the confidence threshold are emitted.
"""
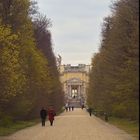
[64,83,67,97]
[70,85,72,97]
[83,83,86,99]
[67,85,69,97]
[79,85,81,96]
[81,84,84,96]
[78,85,80,97]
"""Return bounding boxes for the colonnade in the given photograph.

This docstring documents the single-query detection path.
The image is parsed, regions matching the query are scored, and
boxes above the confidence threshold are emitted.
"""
[65,83,86,99]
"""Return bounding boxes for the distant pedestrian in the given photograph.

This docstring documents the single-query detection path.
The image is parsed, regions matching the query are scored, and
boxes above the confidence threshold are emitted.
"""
[65,103,68,112]
[88,108,92,116]
[40,107,47,126]
[68,105,71,111]
[48,106,56,126]
[72,106,74,111]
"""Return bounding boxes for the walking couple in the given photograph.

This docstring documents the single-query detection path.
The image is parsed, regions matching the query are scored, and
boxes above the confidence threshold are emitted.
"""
[40,106,56,126]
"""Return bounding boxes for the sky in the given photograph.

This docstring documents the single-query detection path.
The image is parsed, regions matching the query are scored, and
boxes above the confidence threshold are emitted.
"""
[37,0,113,65]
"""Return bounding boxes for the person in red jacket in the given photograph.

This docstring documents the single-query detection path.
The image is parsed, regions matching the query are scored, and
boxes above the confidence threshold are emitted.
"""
[48,106,56,126]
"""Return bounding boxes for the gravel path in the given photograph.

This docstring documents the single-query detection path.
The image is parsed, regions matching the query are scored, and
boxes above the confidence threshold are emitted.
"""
[0,108,137,140]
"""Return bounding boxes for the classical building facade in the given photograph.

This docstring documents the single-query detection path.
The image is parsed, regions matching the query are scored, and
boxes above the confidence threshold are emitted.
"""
[60,64,91,103]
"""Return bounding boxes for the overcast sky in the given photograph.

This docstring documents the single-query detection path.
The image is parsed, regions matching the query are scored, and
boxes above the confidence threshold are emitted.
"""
[37,0,112,65]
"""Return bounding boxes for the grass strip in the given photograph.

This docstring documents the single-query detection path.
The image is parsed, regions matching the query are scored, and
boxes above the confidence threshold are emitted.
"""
[108,117,139,138]
[96,114,139,138]
[0,120,39,136]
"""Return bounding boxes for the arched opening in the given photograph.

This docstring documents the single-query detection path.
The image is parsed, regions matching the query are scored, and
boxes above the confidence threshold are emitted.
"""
[71,85,78,98]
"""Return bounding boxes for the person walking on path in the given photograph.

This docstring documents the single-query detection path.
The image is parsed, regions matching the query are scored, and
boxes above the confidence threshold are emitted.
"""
[72,106,74,111]
[88,107,92,116]
[68,105,71,111]
[48,106,56,126]
[65,103,68,112]
[40,107,47,126]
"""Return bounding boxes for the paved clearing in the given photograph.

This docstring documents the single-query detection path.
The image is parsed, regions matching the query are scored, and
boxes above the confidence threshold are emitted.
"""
[0,109,137,140]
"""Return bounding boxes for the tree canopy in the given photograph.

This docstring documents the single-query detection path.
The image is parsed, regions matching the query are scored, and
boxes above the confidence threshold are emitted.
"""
[0,0,64,122]
[87,0,139,120]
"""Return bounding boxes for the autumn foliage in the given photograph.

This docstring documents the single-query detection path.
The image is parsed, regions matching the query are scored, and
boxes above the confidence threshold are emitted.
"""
[0,0,64,121]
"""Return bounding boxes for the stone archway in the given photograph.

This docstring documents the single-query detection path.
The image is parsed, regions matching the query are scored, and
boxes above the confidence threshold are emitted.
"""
[64,78,86,103]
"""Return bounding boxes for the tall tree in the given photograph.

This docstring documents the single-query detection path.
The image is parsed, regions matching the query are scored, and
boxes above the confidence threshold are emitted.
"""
[87,0,139,120]
[33,14,64,112]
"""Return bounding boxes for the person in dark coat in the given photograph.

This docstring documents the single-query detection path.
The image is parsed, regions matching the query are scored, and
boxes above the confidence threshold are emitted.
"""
[72,106,74,111]
[68,105,71,111]
[40,107,47,126]
[88,108,92,116]
[48,106,56,126]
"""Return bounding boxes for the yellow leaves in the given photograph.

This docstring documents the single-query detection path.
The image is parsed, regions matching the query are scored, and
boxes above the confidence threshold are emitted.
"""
[0,25,18,48]
[0,24,27,99]
[0,0,64,117]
